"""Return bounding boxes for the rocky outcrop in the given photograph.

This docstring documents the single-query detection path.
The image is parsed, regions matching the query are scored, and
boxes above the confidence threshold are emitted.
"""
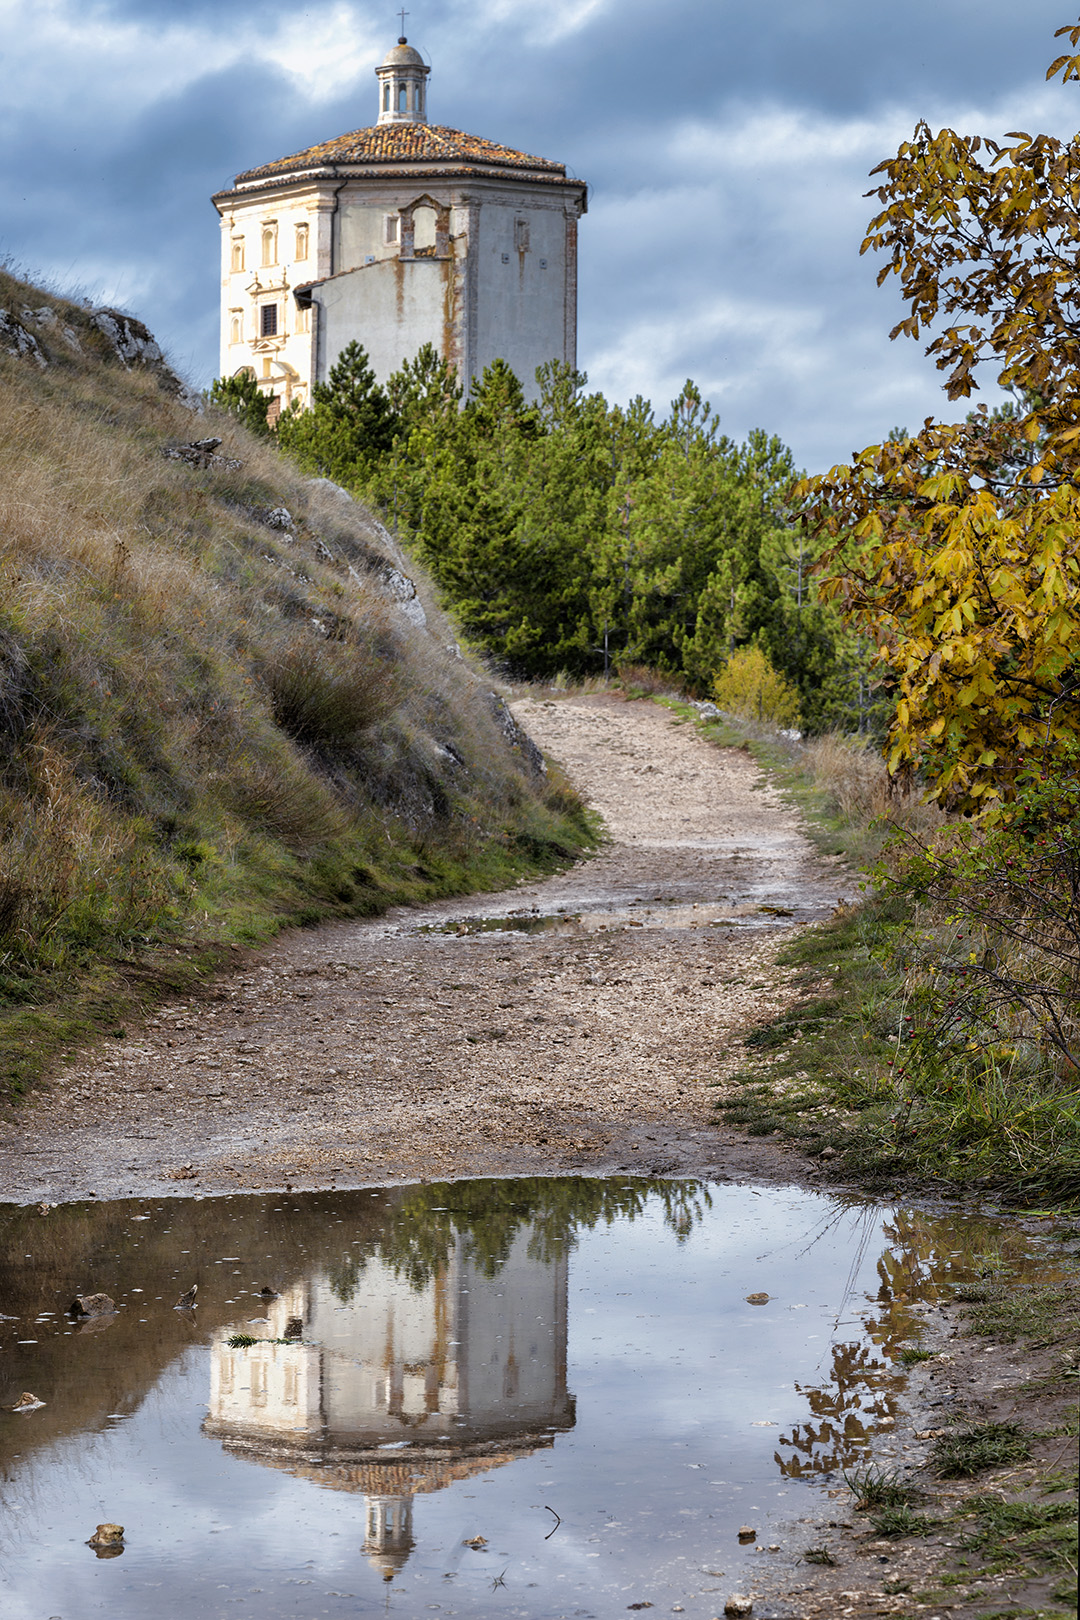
[0,308,46,366]
[1,299,196,405]
[90,307,196,404]
[161,437,242,471]
[486,692,545,776]
[383,566,427,628]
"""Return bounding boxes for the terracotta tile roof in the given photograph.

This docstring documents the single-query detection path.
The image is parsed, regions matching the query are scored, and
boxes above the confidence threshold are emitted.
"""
[235,123,571,184]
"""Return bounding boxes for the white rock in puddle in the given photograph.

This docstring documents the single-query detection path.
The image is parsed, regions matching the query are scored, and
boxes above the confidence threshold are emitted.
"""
[9,1392,45,1412]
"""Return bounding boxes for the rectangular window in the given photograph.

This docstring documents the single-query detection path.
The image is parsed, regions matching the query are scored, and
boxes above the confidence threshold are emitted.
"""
[296,305,310,334]
[260,303,279,337]
[294,222,309,261]
[230,237,245,273]
[514,217,530,252]
[384,213,400,245]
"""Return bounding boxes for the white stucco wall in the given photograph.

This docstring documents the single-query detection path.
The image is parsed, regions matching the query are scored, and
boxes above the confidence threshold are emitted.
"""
[216,184,327,409]
[471,195,572,395]
[205,1224,572,1448]
[315,252,460,386]
[217,167,584,410]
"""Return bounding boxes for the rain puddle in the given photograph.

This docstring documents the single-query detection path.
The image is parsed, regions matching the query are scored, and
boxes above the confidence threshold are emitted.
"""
[0,1180,1059,1619]
[415,901,795,938]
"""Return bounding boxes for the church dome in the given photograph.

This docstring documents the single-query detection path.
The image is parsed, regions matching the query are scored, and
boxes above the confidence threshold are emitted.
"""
[381,39,425,69]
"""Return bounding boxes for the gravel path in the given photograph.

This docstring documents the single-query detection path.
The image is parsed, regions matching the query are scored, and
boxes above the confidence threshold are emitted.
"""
[1,695,857,1203]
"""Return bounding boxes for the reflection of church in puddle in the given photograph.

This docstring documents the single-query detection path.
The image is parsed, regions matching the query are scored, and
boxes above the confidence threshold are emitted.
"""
[204,1226,574,1579]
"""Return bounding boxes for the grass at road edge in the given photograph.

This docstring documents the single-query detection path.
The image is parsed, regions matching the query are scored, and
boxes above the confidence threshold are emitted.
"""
[658,698,1080,1209]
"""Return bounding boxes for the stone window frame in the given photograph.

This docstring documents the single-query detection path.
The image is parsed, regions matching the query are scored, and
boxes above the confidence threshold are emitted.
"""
[259,301,280,338]
[228,308,243,345]
[397,194,450,261]
[230,237,245,273]
[294,221,309,262]
[261,220,278,268]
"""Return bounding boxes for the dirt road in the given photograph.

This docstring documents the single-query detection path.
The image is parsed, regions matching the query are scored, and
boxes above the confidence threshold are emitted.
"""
[0,695,856,1203]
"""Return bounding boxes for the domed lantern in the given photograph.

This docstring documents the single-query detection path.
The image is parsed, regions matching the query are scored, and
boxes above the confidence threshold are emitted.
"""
[375,36,430,125]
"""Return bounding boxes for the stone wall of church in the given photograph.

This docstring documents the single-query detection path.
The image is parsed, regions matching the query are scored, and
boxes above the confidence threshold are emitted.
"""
[313,251,462,388]
[470,188,578,396]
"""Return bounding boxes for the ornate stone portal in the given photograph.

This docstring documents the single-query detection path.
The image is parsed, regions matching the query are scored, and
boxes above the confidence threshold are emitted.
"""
[212,36,587,418]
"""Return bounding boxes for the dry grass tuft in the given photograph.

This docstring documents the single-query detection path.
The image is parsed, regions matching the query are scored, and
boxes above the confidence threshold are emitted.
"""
[0,268,595,1096]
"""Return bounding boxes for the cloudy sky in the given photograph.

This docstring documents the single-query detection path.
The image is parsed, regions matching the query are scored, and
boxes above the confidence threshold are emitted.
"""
[0,0,1075,468]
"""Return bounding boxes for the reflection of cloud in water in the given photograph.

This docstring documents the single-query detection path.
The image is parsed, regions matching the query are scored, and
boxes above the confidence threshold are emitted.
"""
[204,1222,573,1579]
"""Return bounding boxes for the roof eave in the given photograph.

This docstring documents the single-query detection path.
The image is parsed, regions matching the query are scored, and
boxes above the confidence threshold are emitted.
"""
[226,162,583,192]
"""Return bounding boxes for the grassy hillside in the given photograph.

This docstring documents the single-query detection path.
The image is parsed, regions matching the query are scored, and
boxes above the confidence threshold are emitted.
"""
[0,271,594,1102]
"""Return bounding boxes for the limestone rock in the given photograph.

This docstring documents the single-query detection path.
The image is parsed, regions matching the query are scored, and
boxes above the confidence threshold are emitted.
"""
[486,692,545,776]
[68,1292,116,1318]
[88,1523,125,1557]
[0,309,46,367]
[91,307,197,404]
[162,439,242,472]
[723,1598,752,1618]
[20,305,82,352]
[383,566,427,627]
[9,1391,45,1411]
[306,476,354,504]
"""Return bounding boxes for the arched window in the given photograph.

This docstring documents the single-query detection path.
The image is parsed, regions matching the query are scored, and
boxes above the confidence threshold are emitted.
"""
[397,80,407,112]
[229,310,243,345]
[294,222,309,262]
[230,237,245,273]
[383,82,390,112]
[261,224,277,267]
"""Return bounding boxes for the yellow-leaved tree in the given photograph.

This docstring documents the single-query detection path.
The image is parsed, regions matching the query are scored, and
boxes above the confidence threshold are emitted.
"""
[713,645,801,728]
[797,19,1080,810]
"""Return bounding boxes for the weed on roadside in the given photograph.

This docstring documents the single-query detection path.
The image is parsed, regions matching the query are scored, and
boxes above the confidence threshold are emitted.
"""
[962,1285,1079,1347]
[931,1423,1033,1477]
[844,1464,924,1510]
[870,1504,940,1537]
[958,1496,1077,1573]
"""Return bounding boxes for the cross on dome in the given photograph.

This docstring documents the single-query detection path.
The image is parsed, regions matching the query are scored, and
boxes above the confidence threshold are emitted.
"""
[375,30,430,125]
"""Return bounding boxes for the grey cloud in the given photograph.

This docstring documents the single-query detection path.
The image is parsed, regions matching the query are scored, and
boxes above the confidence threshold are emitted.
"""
[1,0,1074,466]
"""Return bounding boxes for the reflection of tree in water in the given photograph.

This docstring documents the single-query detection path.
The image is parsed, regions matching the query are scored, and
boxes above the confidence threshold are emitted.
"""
[326,1177,712,1300]
[777,1339,906,1477]
[774,1203,1054,1480]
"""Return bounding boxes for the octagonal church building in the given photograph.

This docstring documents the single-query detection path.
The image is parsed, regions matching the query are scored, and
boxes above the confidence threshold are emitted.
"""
[212,34,587,419]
